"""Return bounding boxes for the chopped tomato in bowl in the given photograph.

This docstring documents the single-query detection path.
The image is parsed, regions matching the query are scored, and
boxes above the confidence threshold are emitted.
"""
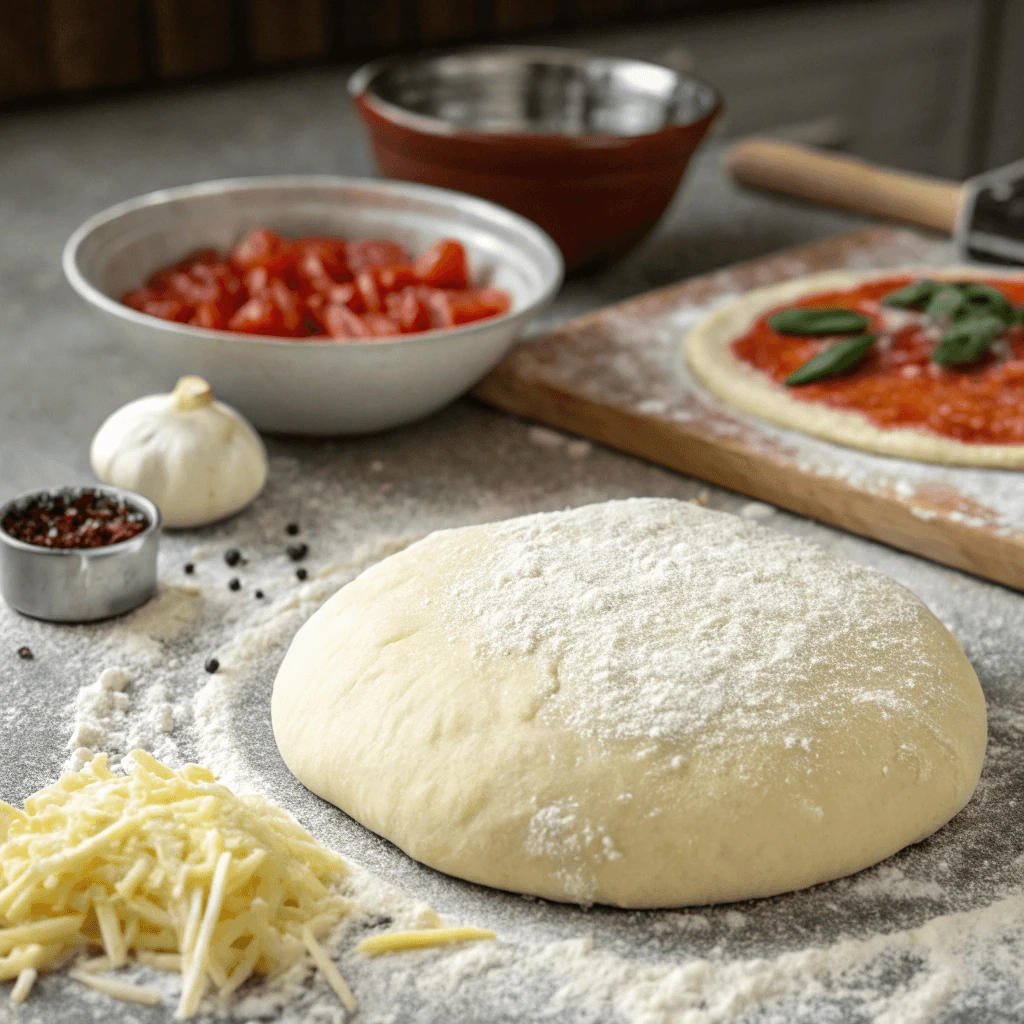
[122,231,512,342]
[62,176,563,433]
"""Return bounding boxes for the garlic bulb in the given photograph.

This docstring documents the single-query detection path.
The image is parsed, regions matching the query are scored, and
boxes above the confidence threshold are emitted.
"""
[91,376,268,529]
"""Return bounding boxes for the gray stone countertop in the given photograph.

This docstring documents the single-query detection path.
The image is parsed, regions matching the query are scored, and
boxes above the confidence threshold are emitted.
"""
[3,62,1023,1024]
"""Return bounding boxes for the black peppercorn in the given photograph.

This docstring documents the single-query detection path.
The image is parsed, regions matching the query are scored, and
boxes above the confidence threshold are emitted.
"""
[286,542,308,562]
[183,562,195,575]
[17,646,33,660]
[205,657,220,673]
[228,577,241,591]
[255,589,264,599]
[296,567,308,581]
[224,548,242,567]
[286,522,300,536]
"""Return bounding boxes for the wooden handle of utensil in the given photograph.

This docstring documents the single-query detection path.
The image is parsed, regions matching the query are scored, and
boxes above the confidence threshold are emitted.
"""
[725,139,965,235]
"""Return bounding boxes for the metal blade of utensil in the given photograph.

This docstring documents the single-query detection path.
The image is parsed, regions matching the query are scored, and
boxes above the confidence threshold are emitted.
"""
[724,139,1024,267]
[958,157,1024,266]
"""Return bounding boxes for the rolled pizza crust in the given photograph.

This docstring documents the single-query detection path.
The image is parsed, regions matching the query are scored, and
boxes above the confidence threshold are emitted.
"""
[684,267,1024,468]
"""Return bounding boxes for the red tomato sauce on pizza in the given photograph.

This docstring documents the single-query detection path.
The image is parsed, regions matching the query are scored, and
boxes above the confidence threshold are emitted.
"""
[730,276,1024,445]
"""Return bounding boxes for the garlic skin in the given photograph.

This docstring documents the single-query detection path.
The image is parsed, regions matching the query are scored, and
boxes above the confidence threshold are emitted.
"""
[90,376,268,528]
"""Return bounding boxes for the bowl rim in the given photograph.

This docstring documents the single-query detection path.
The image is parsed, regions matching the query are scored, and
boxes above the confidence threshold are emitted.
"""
[62,174,564,351]
[348,45,723,143]
[0,485,161,559]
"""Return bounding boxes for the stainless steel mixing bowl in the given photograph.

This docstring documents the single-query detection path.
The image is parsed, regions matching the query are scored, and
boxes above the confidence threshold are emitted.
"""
[349,46,720,137]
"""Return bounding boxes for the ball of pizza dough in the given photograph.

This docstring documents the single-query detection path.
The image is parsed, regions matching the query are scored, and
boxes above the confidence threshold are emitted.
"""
[271,498,986,908]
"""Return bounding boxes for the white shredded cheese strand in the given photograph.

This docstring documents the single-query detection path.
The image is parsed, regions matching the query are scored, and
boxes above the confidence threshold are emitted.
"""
[0,915,83,955]
[177,851,231,1019]
[9,967,36,1004]
[303,925,357,1012]
[357,927,497,956]
[69,968,163,1005]
[95,903,127,967]
[180,887,203,960]
[137,950,182,972]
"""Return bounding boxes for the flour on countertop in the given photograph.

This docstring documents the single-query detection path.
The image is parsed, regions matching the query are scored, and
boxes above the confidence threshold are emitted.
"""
[64,663,183,772]
[739,501,776,520]
[526,425,593,459]
[527,425,567,449]
[65,667,132,767]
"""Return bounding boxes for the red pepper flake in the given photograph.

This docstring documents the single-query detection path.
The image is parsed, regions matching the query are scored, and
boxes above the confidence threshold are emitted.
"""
[2,489,149,549]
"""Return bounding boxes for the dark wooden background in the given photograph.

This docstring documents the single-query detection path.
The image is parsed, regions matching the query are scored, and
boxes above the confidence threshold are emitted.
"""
[0,0,779,104]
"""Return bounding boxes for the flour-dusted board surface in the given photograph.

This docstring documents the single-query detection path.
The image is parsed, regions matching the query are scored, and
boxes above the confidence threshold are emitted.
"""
[475,227,1024,590]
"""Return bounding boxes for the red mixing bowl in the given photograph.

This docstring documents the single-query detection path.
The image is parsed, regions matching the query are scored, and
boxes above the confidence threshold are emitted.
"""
[349,47,722,271]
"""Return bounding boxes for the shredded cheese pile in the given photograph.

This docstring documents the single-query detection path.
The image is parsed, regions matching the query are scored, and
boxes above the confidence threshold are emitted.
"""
[0,750,354,1017]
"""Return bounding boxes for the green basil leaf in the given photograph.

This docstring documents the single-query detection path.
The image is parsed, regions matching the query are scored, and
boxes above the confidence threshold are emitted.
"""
[924,286,967,320]
[1014,306,1024,325]
[882,279,942,309]
[956,283,1015,325]
[932,314,1004,365]
[785,334,875,386]
[769,307,870,336]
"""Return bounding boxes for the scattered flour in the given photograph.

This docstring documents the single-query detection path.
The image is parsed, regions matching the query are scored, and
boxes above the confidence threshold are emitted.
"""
[739,501,776,520]
[525,426,592,459]
[848,865,944,902]
[65,663,181,772]
[110,584,201,641]
[98,667,131,691]
[527,425,566,449]
[66,667,132,768]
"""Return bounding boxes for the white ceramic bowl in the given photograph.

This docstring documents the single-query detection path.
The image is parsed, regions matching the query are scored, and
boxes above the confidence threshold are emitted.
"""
[63,176,563,435]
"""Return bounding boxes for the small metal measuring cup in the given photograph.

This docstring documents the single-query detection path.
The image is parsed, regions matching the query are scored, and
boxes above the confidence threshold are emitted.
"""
[0,485,161,623]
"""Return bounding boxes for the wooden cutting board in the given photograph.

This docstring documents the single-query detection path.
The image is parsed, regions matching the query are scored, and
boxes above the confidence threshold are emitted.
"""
[473,226,1024,591]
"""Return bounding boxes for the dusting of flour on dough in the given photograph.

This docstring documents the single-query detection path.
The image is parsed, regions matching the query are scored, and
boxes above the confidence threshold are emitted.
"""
[445,498,943,751]
[525,798,623,903]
